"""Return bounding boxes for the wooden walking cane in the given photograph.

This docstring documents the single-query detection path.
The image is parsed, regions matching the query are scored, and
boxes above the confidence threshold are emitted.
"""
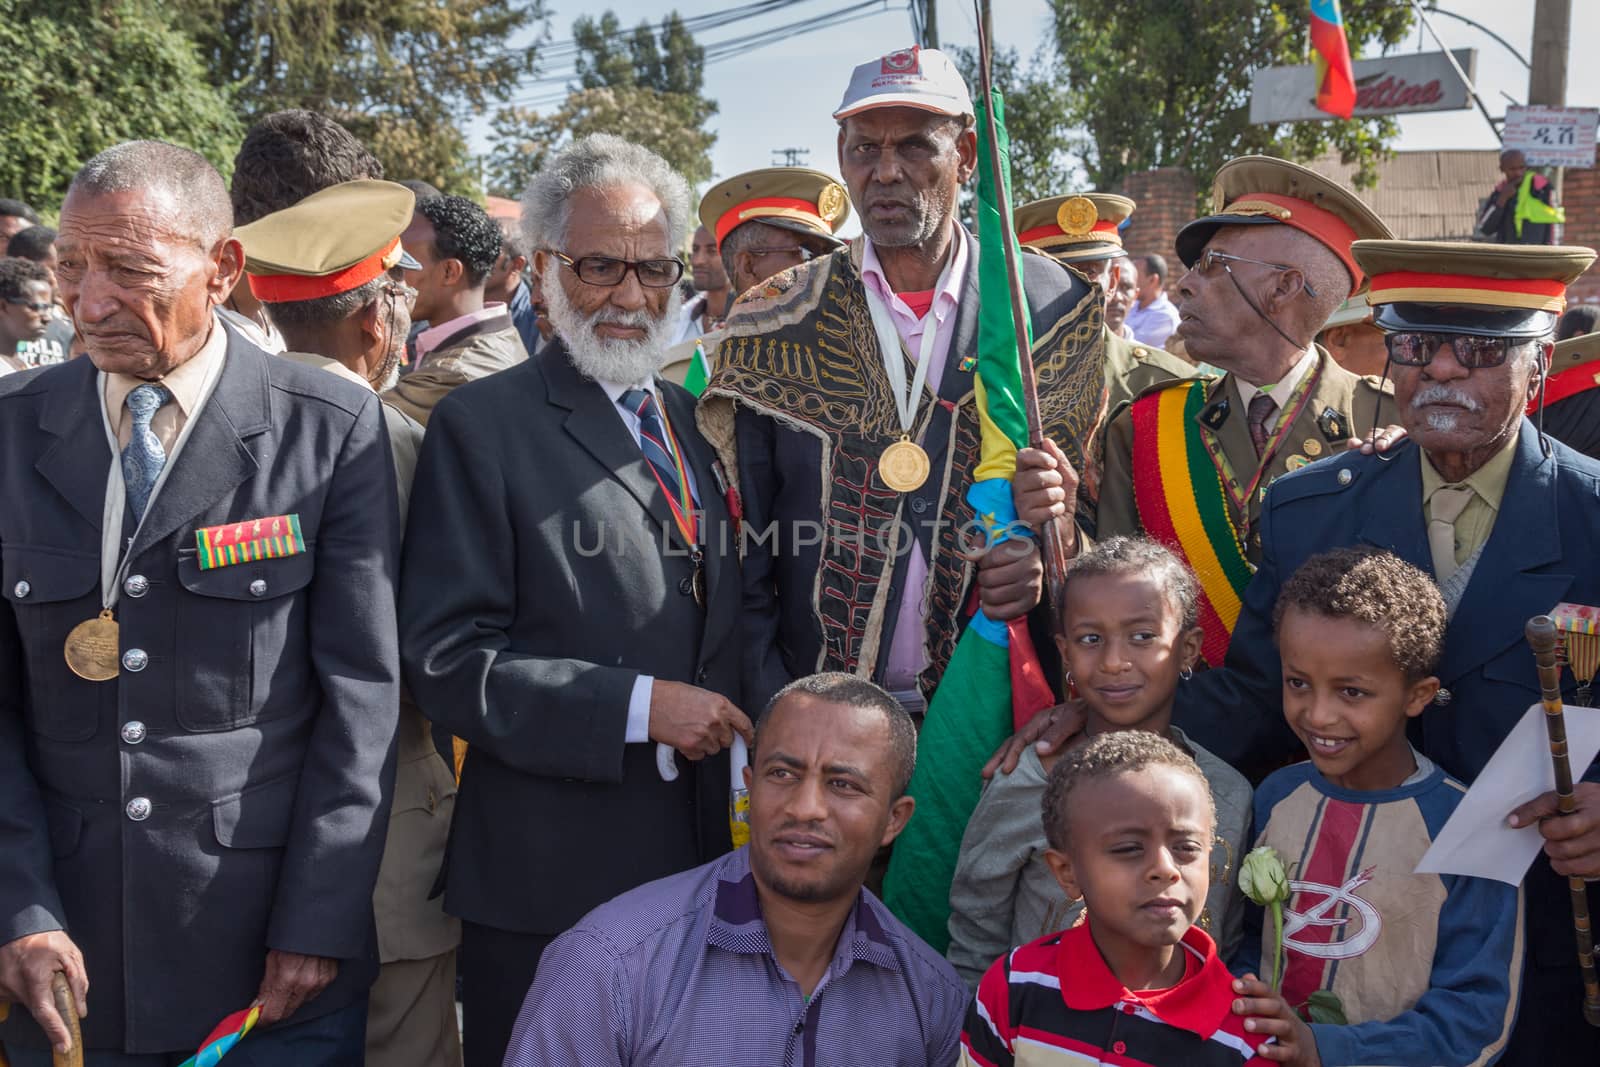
[1526,614,1600,1026]
[49,972,82,1067]
[0,972,82,1067]
[972,2,1070,661]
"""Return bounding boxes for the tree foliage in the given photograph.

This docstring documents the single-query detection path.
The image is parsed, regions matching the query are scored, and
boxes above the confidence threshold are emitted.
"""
[1049,0,1415,196]
[0,0,241,211]
[948,44,1075,207]
[173,0,546,191]
[487,10,718,198]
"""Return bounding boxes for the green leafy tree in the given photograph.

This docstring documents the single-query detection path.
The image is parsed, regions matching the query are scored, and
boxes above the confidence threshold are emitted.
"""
[489,10,717,197]
[948,44,1075,206]
[1049,0,1414,195]
[173,0,546,192]
[487,85,717,198]
[0,0,242,210]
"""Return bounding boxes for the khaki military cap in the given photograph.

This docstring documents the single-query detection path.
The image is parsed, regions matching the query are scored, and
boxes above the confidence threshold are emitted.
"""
[237,180,421,303]
[1551,329,1600,377]
[1321,293,1372,331]
[699,167,850,250]
[1015,193,1135,263]
[1176,156,1393,294]
[1353,239,1597,338]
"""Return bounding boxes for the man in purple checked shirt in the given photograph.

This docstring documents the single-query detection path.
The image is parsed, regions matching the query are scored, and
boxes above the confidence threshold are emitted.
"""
[503,673,968,1066]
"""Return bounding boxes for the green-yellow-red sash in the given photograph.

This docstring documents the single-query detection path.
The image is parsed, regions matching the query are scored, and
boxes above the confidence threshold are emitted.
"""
[1131,382,1253,664]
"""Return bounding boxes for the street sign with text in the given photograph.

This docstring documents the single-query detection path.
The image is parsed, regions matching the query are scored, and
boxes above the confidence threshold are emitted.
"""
[1502,106,1599,169]
[1250,49,1477,125]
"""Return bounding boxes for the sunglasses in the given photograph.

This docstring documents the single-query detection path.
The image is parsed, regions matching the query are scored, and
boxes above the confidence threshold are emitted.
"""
[5,298,52,313]
[549,251,684,289]
[1383,332,1523,369]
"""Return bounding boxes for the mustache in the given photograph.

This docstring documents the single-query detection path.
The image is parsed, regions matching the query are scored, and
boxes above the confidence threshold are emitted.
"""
[586,307,656,332]
[1409,384,1481,411]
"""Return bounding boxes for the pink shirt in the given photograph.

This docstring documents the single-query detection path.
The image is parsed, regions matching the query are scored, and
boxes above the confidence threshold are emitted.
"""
[413,302,508,362]
[860,227,970,692]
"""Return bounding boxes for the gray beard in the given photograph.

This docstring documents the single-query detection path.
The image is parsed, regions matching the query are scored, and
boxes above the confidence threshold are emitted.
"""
[546,275,680,386]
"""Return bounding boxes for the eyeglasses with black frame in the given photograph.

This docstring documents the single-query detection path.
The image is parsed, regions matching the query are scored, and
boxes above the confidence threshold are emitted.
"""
[1194,248,1319,300]
[548,251,684,289]
[1383,332,1523,369]
[4,298,53,313]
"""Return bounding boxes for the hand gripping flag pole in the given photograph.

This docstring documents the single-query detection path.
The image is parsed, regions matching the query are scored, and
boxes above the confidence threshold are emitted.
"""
[880,5,1064,951]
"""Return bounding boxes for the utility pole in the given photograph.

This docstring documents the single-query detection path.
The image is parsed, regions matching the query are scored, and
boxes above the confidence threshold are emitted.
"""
[772,147,810,167]
[1528,0,1572,230]
[925,0,939,49]
[1528,0,1570,107]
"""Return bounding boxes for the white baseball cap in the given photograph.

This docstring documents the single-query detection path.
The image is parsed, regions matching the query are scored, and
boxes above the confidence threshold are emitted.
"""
[833,46,975,121]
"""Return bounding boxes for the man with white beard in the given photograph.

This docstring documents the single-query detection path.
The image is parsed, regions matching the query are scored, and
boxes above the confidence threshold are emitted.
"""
[397,134,750,1067]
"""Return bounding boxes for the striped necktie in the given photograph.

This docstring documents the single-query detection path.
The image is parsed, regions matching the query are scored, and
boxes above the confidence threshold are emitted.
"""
[620,388,694,506]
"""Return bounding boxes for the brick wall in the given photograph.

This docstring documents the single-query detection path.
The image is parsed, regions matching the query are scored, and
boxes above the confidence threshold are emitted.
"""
[1563,145,1600,307]
[1118,167,1198,286]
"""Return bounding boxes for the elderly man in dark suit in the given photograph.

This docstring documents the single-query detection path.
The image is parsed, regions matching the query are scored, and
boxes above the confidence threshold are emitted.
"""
[0,141,400,1065]
[400,133,750,1067]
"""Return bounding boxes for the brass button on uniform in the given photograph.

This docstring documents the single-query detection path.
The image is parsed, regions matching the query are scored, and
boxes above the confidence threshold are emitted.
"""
[124,574,150,598]
[126,797,151,822]
[121,721,147,745]
[122,648,149,673]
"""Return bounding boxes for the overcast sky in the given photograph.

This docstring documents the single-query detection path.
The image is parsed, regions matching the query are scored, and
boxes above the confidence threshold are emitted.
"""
[472,0,1597,192]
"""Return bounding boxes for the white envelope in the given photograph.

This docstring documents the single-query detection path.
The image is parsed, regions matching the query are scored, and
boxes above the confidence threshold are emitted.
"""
[1416,703,1600,885]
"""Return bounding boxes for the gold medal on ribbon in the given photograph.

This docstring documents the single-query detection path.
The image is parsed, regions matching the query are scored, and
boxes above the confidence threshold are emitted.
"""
[880,437,931,493]
[64,609,120,681]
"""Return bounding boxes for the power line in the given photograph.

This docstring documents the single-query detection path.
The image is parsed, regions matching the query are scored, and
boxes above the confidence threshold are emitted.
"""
[500,0,899,109]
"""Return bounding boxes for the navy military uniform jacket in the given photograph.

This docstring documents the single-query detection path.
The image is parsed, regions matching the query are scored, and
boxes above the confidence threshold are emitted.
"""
[0,330,401,1053]
[1177,420,1600,1062]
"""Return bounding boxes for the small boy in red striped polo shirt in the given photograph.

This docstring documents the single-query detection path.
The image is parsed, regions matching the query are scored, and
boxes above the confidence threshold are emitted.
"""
[960,731,1303,1066]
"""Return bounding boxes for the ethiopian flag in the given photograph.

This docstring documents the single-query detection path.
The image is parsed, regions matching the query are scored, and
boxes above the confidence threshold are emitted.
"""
[1311,0,1357,119]
[881,84,1054,953]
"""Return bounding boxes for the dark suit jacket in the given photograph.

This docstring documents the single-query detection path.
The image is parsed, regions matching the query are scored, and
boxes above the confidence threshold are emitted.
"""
[733,231,1093,710]
[0,327,401,1053]
[399,342,741,936]
[1176,420,1600,1059]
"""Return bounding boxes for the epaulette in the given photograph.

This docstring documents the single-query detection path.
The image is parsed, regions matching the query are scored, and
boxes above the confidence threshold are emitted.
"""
[1266,443,1408,507]
[1356,373,1396,396]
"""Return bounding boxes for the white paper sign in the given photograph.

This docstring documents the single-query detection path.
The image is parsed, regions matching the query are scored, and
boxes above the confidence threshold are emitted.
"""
[1416,703,1600,885]
[1502,106,1600,169]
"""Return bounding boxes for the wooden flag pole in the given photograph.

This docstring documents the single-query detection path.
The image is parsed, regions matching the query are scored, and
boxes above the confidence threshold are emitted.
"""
[973,3,1070,633]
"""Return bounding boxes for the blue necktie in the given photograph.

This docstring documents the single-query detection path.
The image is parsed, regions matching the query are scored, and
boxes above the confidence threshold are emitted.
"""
[122,383,171,520]
[620,388,695,506]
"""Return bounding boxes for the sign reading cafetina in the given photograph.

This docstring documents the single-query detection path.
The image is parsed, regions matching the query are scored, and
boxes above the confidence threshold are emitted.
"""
[1250,49,1477,125]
